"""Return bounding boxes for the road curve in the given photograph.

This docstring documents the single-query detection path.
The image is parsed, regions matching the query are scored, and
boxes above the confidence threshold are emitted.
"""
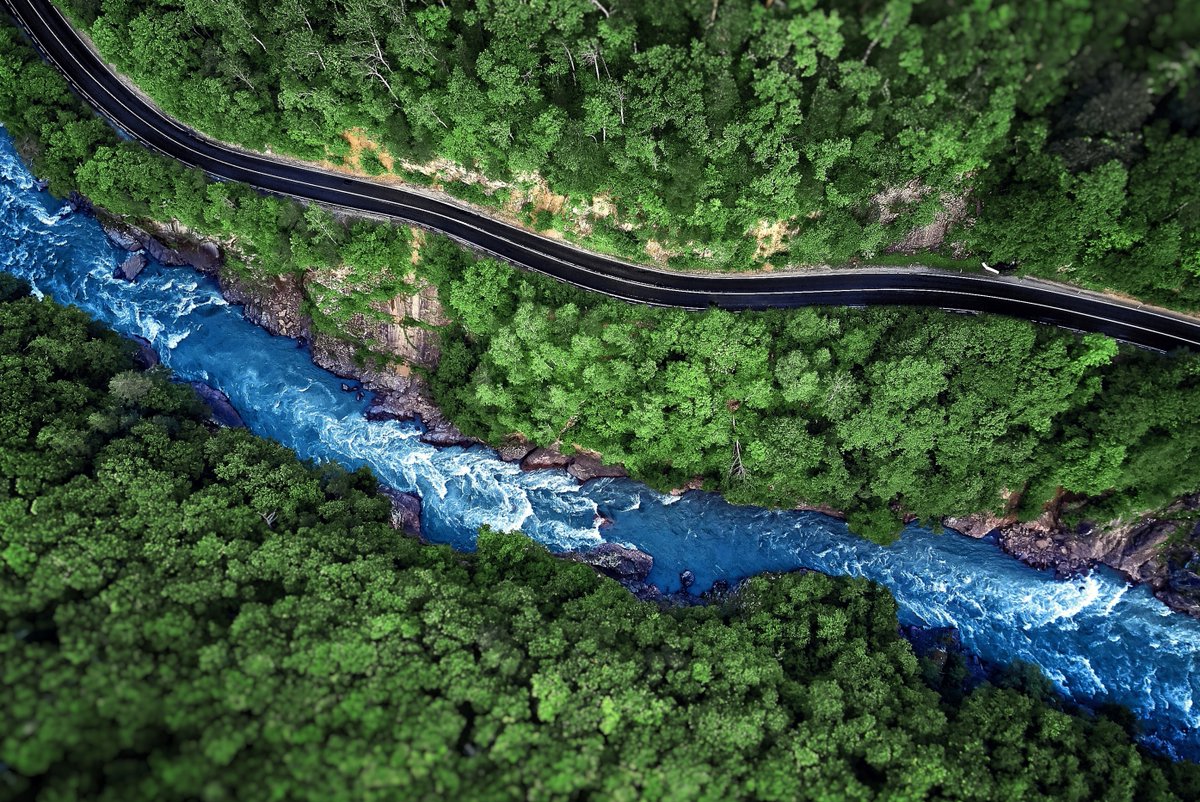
[6,0,1200,352]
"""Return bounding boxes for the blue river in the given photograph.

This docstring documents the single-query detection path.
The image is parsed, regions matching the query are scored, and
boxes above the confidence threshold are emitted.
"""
[2,128,1198,759]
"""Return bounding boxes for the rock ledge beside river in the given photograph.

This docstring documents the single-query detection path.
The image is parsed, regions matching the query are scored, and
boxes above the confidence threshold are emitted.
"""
[945,495,1200,618]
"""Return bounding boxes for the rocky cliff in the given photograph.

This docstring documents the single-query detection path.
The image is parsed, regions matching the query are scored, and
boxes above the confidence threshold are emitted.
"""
[946,495,1200,618]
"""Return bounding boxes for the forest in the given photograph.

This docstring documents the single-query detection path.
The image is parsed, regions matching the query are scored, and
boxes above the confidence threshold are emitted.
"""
[3,276,1200,800]
[4,16,1200,543]
[48,0,1200,308]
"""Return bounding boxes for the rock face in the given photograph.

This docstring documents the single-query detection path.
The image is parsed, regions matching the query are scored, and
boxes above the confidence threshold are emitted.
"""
[129,335,159,370]
[378,486,423,537]
[945,496,1200,619]
[495,434,535,463]
[103,224,143,252]
[519,445,627,482]
[114,252,148,282]
[188,381,246,428]
[521,447,574,471]
[101,219,224,275]
[567,454,627,482]
[364,380,478,448]
[218,271,311,341]
[565,542,654,583]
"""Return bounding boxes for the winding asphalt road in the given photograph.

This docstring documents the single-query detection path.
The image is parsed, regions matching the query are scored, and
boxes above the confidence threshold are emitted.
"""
[7,0,1200,352]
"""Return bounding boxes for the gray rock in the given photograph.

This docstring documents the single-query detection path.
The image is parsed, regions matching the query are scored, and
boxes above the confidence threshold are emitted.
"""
[566,454,627,482]
[188,381,245,428]
[496,435,535,463]
[103,224,146,252]
[114,252,148,282]
[520,447,573,471]
[679,570,695,590]
[129,335,159,370]
[175,241,221,273]
[378,486,423,537]
[565,542,654,583]
[144,236,188,266]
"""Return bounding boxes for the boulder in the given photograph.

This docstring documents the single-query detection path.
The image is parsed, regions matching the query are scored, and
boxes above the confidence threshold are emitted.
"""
[129,335,159,370]
[565,542,653,583]
[188,381,246,428]
[378,486,423,537]
[103,223,146,252]
[495,434,535,463]
[144,236,188,266]
[419,429,479,448]
[520,447,573,471]
[679,569,695,590]
[175,241,221,273]
[943,513,1008,539]
[114,252,148,282]
[67,191,92,215]
[567,454,627,482]
[361,382,479,448]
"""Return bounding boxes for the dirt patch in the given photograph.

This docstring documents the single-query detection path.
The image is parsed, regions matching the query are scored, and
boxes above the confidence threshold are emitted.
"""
[644,239,672,265]
[750,219,793,261]
[874,179,972,255]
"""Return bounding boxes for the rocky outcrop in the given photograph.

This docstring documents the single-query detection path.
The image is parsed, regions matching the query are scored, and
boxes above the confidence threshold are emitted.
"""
[520,447,573,471]
[945,496,1200,618]
[101,218,223,274]
[114,252,147,282]
[565,542,654,583]
[494,434,536,463]
[217,270,311,341]
[188,381,245,428]
[364,379,478,448]
[103,224,143,252]
[518,445,627,482]
[378,485,423,538]
[568,454,627,482]
[129,335,159,370]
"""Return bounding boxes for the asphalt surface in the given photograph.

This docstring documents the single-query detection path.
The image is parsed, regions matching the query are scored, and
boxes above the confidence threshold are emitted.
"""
[7,0,1200,352]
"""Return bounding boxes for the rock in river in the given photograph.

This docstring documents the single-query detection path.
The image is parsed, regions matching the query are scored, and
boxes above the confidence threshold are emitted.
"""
[520,447,573,471]
[129,334,159,370]
[114,252,148,282]
[378,485,423,538]
[188,381,246,428]
[567,454,627,482]
[565,542,654,583]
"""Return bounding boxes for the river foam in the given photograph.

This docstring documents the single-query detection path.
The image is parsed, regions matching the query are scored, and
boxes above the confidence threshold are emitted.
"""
[2,127,1197,759]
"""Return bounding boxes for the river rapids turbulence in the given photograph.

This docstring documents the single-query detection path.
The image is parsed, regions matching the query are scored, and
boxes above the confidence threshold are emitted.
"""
[1,128,1197,758]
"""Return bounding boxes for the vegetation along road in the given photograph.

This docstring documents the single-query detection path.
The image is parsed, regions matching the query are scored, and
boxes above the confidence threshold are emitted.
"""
[7,0,1200,352]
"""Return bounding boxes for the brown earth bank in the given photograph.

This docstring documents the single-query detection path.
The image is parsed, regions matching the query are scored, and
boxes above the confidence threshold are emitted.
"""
[95,206,1200,618]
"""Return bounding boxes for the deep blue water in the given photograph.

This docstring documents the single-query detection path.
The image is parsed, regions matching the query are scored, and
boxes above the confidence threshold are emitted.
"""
[2,128,1198,758]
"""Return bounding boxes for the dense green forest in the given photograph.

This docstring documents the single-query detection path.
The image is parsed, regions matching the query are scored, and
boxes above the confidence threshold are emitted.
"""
[3,276,1200,800]
[50,0,1200,307]
[428,254,1200,542]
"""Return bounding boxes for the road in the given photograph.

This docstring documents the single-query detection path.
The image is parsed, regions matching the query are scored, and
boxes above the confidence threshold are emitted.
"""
[7,0,1200,352]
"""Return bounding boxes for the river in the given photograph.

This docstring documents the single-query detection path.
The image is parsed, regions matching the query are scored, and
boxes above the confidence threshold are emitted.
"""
[2,128,1197,759]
